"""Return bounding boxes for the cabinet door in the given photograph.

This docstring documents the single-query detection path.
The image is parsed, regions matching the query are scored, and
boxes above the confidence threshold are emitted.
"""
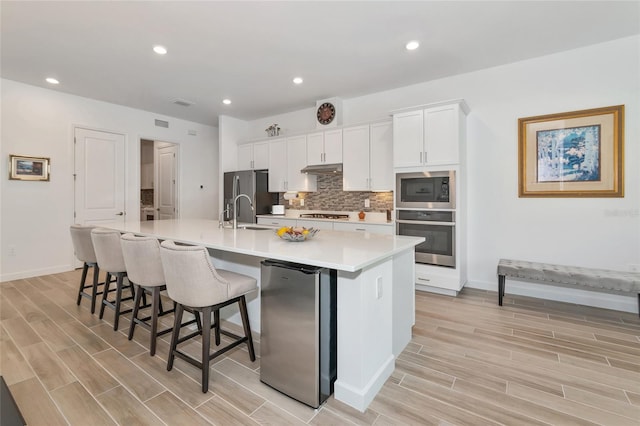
[268,138,287,192]
[237,144,253,170]
[253,141,269,169]
[323,129,343,164]
[296,219,333,231]
[369,121,393,191]
[424,104,458,165]
[333,222,393,235]
[257,217,296,227]
[287,135,317,192]
[393,110,424,167]
[342,125,370,191]
[306,132,324,165]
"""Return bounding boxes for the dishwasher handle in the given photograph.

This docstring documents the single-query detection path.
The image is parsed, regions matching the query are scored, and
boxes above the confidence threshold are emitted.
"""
[262,259,322,275]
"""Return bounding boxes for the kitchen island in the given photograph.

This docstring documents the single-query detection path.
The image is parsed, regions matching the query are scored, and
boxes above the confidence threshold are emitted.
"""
[100,219,423,412]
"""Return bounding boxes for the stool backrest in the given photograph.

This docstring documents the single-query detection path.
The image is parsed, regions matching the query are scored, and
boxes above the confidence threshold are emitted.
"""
[90,228,126,273]
[159,240,230,308]
[120,233,164,287]
[70,224,97,263]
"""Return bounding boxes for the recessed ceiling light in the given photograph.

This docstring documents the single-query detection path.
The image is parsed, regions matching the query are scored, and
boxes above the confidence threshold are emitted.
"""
[153,45,167,55]
[405,40,420,51]
[46,77,59,85]
[293,77,303,85]
[222,99,231,105]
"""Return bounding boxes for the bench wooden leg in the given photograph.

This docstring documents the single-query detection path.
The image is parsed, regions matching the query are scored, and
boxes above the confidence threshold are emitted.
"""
[498,275,505,306]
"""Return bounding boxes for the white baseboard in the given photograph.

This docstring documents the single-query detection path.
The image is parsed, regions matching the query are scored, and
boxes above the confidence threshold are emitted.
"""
[415,284,459,297]
[334,354,395,413]
[1,264,74,283]
[467,279,638,314]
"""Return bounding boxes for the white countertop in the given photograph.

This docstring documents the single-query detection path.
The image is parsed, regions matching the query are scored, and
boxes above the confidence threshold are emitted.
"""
[257,214,394,226]
[101,219,421,272]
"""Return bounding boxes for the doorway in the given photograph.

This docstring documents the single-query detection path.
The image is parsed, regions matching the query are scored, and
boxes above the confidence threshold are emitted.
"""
[140,139,179,220]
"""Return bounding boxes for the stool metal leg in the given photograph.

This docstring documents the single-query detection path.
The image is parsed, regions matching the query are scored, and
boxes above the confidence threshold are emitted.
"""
[167,303,184,372]
[113,273,125,331]
[201,306,212,393]
[128,284,144,340]
[239,296,256,361]
[214,310,221,346]
[150,287,160,356]
[498,275,505,306]
[99,273,113,319]
[76,263,89,306]
[90,264,100,314]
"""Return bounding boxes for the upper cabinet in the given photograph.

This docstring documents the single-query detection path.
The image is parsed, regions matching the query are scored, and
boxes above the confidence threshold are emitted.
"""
[238,141,269,170]
[267,136,317,192]
[393,100,468,168]
[307,129,342,165]
[342,121,393,191]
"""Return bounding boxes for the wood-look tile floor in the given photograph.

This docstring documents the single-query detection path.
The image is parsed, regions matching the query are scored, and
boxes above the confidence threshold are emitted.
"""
[1,269,639,425]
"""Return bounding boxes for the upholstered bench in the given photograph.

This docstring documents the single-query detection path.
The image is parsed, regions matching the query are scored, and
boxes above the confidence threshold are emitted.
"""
[497,259,640,316]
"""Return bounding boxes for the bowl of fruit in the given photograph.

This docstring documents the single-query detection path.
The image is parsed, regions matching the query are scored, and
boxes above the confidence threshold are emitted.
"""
[275,226,319,242]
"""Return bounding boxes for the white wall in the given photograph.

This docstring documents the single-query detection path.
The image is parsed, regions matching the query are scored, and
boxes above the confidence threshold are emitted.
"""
[1,79,218,281]
[227,36,640,311]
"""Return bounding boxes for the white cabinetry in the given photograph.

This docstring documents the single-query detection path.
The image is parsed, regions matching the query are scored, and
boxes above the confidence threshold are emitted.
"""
[343,121,393,191]
[238,141,269,170]
[307,129,342,165]
[257,217,297,227]
[393,100,468,168]
[267,136,317,192]
[333,222,393,235]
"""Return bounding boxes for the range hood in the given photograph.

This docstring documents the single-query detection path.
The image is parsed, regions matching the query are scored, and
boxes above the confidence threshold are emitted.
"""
[300,163,343,175]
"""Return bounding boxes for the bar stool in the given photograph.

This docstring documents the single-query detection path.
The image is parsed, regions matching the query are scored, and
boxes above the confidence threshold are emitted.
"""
[121,233,200,356]
[159,240,257,393]
[91,228,135,331]
[70,225,103,314]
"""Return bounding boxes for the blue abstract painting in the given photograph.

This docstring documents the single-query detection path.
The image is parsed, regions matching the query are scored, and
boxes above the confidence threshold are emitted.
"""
[536,125,601,182]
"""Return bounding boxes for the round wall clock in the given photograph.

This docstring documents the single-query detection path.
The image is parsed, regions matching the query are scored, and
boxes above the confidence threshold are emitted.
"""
[316,102,336,125]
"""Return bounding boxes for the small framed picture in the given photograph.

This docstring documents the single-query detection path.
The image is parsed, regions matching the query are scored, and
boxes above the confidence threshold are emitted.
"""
[9,155,50,181]
[518,105,624,197]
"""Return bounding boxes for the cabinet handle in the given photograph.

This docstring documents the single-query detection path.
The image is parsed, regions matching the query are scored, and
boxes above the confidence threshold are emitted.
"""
[355,228,366,231]
[424,151,427,163]
[419,152,423,163]
[417,277,431,282]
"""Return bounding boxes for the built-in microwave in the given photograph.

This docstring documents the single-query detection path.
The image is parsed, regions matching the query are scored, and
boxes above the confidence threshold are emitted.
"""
[396,171,455,209]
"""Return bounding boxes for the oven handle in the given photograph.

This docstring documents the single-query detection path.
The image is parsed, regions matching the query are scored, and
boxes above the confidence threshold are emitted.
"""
[396,220,455,226]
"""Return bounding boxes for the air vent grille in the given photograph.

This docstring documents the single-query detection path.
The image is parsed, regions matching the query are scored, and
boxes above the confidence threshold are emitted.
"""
[154,119,169,128]
[173,98,194,107]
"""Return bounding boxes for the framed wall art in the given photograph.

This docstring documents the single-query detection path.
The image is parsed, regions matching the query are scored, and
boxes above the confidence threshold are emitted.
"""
[9,155,50,181]
[518,105,624,197]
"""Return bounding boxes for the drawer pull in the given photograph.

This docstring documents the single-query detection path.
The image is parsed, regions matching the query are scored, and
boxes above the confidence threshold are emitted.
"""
[417,277,431,282]
[355,228,366,231]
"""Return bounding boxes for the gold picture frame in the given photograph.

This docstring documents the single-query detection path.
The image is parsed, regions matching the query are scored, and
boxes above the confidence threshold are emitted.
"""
[518,105,624,197]
[9,155,50,181]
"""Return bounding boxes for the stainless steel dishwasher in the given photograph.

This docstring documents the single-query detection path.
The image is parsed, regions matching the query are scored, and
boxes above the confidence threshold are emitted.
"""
[260,260,337,408]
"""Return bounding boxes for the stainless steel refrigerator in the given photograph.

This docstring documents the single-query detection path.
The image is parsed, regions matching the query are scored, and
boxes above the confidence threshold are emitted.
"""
[223,170,277,223]
[260,260,337,408]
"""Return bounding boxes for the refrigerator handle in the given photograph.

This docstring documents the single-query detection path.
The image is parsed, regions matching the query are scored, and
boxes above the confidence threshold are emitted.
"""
[233,175,240,218]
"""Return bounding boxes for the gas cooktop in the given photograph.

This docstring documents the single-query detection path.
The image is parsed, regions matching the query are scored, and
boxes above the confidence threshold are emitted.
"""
[299,213,350,220]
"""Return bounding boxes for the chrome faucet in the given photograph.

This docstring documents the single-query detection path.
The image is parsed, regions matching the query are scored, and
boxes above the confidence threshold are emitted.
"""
[233,194,254,229]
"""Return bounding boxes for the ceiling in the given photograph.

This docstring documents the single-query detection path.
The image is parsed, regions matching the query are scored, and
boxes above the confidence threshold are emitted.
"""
[2,1,639,127]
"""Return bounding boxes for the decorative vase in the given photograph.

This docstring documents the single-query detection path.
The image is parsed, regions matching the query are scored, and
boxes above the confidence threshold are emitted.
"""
[358,210,366,221]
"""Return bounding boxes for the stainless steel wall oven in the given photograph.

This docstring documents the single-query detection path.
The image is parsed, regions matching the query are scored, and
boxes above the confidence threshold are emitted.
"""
[396,210,455,267]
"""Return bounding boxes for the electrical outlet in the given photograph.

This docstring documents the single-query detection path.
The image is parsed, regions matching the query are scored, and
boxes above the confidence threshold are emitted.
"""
[288,199,293,206]
[364,199,370,208]
[7,245,16,257]
[375,276,383,299]
[300,198,305,207]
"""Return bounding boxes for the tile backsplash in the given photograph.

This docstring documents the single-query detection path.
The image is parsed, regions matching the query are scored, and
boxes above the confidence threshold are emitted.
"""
[278,174,393,211]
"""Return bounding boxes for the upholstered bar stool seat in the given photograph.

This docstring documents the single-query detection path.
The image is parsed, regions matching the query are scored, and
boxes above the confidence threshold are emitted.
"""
[121,233,200,356]
[160,240,257,393]
[70,225,104,314]
[91,228,135,331]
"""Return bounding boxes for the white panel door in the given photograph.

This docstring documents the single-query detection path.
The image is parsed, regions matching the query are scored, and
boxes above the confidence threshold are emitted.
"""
[287,135,317,192]
[74,128,125,226]
[393,110,424,168]
[157,144,177,220]
[253,141,269,169]
[268,138,287,191]
[237,144,253,170]
[323,129,343,164]
[424,104,458,165]
[306,132,324,165]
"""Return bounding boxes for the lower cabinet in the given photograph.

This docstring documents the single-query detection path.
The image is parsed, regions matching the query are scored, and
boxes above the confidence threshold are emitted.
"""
[333,222,394,235]
[257,217,297,227]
